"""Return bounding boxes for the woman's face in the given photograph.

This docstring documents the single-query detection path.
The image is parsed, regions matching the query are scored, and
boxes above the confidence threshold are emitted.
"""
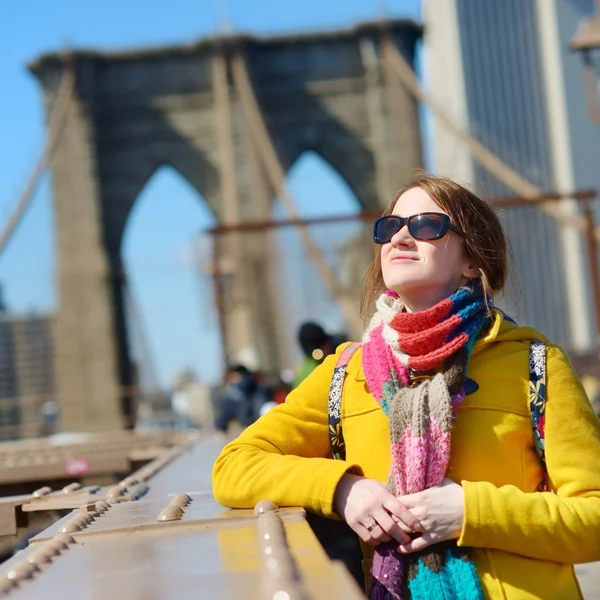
[380,187,478,310]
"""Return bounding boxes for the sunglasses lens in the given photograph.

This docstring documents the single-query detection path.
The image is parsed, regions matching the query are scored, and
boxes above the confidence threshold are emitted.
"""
[409,214,446,240]
[375,217,402,243]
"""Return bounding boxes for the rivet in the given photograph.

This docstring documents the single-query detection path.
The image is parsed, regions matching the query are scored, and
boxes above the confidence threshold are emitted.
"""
[273,593,291,600]
[156,505,183,522]
[73,514,93,526]
[7,562,36,580]
[170,493,192,508]
[37,544,61,558]
[48,539,68,552]
[95,501,110,512]
[106,486,124,499]
[253,500,277,515]
[59,521,81,534]
[62,482,82,493]
[53,533,76,546]
[28,551,52,566]
[32,486,52,498]
[80,504,99,517]
[265,546,272,555]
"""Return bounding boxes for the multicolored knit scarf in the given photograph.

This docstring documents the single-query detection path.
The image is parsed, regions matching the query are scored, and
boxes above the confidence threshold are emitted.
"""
[362,284,490,600]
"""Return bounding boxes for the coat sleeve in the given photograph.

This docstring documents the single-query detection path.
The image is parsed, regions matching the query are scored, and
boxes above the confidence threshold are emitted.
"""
[458,345,600,563]
[212,344,363,518]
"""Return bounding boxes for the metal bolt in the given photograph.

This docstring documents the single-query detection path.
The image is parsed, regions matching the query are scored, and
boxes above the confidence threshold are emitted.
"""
[254,500,278,515]
[32,486,52,498]
[74,513,93,526]
[62,482,82,493]
[52,534,76,547]
[79,504,100,518]
[156,505,184,522]
[106,486,124,499]
[170,493,192,508]
[94,501,110,513]
[36,544,61,559]
[59,521,81,534]
[7,562,36,581]
[28,551,52,566]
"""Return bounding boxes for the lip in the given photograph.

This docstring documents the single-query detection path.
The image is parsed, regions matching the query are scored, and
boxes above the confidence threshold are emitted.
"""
[389,255,418,262]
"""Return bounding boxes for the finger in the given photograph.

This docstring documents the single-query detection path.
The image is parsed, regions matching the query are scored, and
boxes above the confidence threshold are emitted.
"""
[383,496,423,532]
[372,510,411,545]
[355,522,391,545]
[398,532,437,554]
[352,521,373,543]
[359,518,392,544]
[389,512,416,534]
[370,527,393,545]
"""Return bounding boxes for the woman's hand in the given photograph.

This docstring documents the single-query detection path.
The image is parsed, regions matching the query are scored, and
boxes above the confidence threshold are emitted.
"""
[396,478,465,553]
[333,473,423,546]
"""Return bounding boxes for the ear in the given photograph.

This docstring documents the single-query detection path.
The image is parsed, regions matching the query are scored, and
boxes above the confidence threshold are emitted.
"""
[462,263,480,280]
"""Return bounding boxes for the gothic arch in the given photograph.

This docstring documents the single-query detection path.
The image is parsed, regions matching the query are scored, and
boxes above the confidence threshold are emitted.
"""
[31,21,422,430]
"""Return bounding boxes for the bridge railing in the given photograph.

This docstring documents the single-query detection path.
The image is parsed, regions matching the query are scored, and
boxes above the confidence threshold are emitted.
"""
[0,438,365,599]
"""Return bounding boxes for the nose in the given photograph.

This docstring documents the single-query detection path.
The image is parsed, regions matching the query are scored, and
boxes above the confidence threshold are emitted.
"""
[389,222,414,247]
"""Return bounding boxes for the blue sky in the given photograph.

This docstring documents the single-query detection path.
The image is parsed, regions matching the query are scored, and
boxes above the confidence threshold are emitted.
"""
[0,0,421,387]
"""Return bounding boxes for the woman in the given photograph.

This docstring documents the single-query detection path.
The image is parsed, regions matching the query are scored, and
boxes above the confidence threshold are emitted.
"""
[212,175,600,599]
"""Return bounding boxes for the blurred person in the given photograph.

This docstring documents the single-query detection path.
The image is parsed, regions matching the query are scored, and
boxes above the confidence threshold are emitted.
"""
[293,321,335,388]
[214,365,272,433]
[213,175,600,599]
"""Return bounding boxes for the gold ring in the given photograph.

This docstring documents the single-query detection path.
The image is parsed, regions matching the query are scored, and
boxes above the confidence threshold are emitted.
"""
[366,522,377,532]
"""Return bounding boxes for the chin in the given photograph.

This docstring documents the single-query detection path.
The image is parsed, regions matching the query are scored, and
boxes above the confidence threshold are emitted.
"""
[383,279,426,296]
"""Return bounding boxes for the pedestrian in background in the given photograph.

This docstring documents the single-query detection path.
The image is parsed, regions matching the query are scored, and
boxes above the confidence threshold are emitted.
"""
[293,321,335,388]
[214,365,271,434]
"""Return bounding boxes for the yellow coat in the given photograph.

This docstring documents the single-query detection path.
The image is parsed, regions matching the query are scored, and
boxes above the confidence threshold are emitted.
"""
[212,311,600,599]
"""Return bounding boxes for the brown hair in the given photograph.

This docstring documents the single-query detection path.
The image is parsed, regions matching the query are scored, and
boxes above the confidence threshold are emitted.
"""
[360,174,508,320]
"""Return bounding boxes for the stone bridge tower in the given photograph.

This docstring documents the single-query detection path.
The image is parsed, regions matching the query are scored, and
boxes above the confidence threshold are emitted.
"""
[30,20,422,431]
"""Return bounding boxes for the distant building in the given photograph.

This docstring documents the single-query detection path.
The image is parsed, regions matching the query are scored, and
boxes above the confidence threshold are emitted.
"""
[0,289,56,439]
[423,0,599,350]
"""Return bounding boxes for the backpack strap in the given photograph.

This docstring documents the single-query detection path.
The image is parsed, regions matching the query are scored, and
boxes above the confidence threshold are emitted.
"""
[328,343,361,460]
[529,341,548,487]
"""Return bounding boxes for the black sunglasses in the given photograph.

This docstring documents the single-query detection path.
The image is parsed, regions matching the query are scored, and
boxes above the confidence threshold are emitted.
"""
[373,212,462,244]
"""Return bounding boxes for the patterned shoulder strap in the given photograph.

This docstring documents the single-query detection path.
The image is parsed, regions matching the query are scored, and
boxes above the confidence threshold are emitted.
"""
[529,341,548,481]
[328,343,361,460]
